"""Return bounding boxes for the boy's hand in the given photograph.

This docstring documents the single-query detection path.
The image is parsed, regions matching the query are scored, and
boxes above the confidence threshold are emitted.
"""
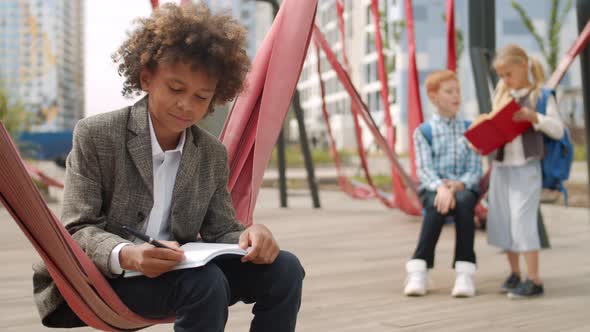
[239,224,279,264]
[119,241,184,278]
[513,106,539,124]
[444,180,465,193]
[435,185,455,215]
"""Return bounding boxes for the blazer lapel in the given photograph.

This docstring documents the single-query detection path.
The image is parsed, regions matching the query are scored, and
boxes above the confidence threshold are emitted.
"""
[172,127,200,200]
[127,96,154,195]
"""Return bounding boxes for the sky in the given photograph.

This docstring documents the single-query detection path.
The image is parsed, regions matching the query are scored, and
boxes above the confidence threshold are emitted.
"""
[84,0,179,117]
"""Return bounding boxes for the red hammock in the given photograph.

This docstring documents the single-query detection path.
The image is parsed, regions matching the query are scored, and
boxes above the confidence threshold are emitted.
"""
[0,0,317,330]
[313,26,422,216]
[310,0,433,216]
[311,0,429,216]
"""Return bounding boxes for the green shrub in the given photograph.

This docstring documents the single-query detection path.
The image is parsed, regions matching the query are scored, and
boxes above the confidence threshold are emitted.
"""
[0,88,30,143]
[268,145,355,168]
[351,174,392,191]
[574,144,587,162]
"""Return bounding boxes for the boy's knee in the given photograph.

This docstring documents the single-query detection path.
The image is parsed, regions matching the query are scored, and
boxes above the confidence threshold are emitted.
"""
[454,190,477,207]
[178,264,230,305]
[269,251,305,289]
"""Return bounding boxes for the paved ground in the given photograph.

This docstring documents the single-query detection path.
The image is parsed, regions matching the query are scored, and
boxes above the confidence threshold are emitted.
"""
[1,188,589,331]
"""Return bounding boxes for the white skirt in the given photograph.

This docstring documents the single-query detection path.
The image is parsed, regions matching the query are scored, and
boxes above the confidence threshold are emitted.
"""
[487,160,542,252]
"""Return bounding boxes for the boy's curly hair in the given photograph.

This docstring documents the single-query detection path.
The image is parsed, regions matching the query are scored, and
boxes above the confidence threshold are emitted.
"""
[112,3,251,113]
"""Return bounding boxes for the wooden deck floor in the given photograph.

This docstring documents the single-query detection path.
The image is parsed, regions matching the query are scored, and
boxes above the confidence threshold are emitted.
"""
[1,189,589,331]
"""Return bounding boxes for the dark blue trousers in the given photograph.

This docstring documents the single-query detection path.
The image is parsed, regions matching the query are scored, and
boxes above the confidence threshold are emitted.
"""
[109,250,304,332]
[412,190,477,269]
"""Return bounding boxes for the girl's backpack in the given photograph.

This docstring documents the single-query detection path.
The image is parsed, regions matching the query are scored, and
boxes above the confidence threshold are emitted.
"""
[536,88,574,205]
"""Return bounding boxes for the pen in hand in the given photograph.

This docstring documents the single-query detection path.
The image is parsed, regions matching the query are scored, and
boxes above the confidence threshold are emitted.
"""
[113,223,177,250]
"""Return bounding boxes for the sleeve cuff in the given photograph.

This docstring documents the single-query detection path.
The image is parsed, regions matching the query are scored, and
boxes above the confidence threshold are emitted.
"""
[533,113,547,131]
[109,242,132,275]
[426,179,444,191]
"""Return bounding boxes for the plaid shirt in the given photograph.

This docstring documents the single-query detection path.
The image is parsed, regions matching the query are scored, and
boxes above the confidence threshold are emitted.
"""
[414,114,482,192]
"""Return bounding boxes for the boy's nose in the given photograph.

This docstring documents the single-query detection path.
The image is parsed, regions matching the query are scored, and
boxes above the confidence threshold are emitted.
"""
[176,98,190,111]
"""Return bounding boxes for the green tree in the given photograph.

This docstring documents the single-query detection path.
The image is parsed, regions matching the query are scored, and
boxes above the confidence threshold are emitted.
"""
[0,88,30,143]
[512,0,573,72]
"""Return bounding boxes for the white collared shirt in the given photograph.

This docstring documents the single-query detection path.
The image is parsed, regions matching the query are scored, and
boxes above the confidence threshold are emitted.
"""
[108,113,186,274]
[496,88,564,166]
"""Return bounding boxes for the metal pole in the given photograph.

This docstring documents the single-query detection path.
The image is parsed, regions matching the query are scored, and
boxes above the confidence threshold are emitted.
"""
[576,0,590,205]
[468,0,496,114]
[277,129,288,207]
[293,90,321,208]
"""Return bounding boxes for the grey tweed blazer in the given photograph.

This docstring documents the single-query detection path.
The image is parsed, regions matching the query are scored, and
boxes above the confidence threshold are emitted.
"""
[32,96,245,327]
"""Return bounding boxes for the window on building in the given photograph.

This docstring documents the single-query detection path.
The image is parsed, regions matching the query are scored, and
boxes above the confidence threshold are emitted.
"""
[389,54,396,73]
[364,62,377,84]
[389,86,397,104]
[366,91,383,113]
[326,27,338,44]
[413,5,427,20]
[343,98,350,113]
[301,64,309,82]
[327,2,337,23]
[365,31,375,54]
[321,57,330,74]
[320,8,328,25]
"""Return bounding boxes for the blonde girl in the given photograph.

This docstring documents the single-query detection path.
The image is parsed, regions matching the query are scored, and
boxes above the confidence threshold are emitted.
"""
[486,44,564,299]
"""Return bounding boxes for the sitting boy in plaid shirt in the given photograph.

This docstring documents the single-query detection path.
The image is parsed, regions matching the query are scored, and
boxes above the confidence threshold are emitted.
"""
[404,70,482,298]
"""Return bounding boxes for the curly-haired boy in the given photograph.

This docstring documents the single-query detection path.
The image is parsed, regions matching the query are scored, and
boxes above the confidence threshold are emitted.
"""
[32,4,304,331]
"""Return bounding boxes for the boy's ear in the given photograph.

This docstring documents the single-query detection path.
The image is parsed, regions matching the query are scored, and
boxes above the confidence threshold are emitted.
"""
[139,68,153,92]
[427,90,438,103]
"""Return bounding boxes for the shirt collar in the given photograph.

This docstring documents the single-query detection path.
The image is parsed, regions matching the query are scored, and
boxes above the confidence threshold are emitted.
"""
[432,113,460,125]
[148,113,186,158]
[510,87,532,98]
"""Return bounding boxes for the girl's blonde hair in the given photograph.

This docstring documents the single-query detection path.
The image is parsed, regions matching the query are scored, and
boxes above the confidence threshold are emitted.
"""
[492,44,545,111]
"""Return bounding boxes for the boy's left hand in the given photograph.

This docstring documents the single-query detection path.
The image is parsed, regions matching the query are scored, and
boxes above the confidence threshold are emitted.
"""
[444,180,465,193]
[513,107,539,124]
[238,224,280,264]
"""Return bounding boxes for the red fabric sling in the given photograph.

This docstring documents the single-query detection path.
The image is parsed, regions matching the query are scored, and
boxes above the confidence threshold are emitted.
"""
[0,0,318,329]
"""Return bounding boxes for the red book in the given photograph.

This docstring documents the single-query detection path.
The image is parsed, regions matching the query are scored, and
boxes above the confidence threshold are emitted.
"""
[464,99,531,155]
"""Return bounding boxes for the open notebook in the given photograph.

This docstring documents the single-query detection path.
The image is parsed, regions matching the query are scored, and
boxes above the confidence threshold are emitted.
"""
[464,98,531,155]
[124,243,249,278]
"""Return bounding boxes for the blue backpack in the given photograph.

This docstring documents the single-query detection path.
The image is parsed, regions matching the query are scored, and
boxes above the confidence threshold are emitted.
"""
[536,88,574,205]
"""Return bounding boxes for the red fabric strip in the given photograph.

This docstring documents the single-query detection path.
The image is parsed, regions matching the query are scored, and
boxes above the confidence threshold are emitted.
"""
[546,20,590,89]
[220,0,318,226]
[446,0,456,71]
[404,0,425,181]
[313,26,422,215]
[370,0,395,149]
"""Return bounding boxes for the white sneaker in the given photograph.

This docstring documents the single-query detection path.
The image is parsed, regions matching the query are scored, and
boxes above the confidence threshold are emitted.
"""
[452,261,476,298]
[404,259,428,296]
